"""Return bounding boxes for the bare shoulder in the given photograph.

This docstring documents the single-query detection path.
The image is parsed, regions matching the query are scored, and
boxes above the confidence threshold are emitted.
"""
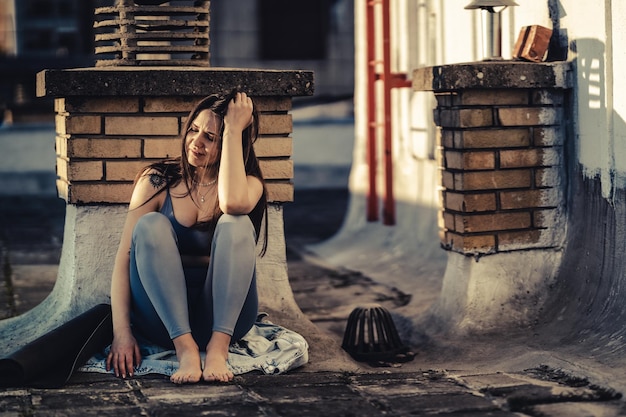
[141,168,169,189]
[129,167,168,210]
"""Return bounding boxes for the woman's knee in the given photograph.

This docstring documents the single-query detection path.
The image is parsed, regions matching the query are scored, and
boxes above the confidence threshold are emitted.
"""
[215,214,255,246]
[133,212,176,245]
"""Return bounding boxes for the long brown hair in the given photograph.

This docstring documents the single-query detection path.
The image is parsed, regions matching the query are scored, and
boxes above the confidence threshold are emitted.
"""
[136,90,268,254]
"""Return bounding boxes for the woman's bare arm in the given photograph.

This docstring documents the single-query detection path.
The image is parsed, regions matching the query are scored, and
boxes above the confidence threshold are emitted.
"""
[218,92,263,214]
[107,170,164,377]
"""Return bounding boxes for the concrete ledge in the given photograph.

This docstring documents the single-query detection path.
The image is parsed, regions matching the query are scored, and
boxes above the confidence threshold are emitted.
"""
[37,67,314,98]
[413,61,574,92]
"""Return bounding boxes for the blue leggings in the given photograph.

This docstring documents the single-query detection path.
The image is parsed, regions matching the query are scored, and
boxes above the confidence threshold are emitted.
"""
[129,212,258,349]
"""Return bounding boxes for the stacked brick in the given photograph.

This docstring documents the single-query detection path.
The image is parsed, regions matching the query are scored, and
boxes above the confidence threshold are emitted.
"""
[54,95,295,204]
[434,88,566,255]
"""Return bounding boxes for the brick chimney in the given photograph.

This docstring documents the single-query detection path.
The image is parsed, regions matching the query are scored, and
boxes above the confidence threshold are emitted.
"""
[414,61,572,256]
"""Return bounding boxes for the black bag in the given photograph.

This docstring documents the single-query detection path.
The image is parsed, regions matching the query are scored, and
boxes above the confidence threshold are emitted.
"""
[0,303,113,388]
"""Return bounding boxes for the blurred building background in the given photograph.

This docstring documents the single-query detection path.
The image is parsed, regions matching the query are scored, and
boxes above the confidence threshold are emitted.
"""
[0,0,354,124]
[0,0,96,122]
[211,0,354,99]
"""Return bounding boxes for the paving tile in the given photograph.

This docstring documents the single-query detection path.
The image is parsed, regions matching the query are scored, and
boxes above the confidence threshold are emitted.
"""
[241,372,348,388]
[142,383,246,405]
[30,389,137,410]
[271,398,383,417]
[381,392,500,415]
[433,411,519,417]
[148,402,262,417]
[250,383,357,403]
[0,389,31,414]
[530,401,625,417]
[454,372,531,389]
[353,371,469,396]
[33,406,147,417]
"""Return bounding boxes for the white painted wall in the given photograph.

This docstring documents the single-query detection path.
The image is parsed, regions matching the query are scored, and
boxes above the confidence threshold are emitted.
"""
[505,2,626,196]
[515,1,626,198]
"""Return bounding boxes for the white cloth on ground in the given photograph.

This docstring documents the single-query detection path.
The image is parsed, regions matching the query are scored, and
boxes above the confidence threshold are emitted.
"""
[79,318,309,377]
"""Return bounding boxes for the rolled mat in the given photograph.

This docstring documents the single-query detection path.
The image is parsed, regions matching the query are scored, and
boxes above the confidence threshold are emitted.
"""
[0,303,113,388]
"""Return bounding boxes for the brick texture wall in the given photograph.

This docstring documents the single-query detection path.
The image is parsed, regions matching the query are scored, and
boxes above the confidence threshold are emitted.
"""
[435,88,566,255]
[54,95,295,204]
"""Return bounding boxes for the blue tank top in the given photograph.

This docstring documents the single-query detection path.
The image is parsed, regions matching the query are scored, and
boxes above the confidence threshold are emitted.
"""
[160,188,215,256]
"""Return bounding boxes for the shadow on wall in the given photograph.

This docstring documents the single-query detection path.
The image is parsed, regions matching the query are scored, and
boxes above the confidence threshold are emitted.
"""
[547,0,569,62]
[534,37,626,365]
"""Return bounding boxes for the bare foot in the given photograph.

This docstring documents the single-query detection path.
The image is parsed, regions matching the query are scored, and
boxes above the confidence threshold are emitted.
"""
[171,334,202,384]
[202,332,233,383]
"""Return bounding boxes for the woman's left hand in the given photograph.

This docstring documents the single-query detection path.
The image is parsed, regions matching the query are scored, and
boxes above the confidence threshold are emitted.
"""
[224,92,254,133]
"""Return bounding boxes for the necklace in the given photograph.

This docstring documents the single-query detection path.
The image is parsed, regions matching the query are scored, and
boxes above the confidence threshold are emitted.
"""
[193,178,217,187]
[194,178,216,203]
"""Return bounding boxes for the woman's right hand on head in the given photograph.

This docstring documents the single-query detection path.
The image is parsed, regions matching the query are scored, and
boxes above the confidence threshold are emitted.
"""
[106,331,142,378]
[224,91,254,133]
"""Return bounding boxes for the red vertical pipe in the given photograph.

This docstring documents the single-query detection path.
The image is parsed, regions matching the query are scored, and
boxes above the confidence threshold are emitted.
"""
[366,0,378,222]
[381,0,395,225]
